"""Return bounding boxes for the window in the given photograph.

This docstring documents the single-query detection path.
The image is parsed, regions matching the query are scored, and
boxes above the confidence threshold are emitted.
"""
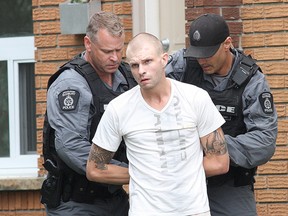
[0,61,9,157]
[19,63,37,155]
[0,1,33,38]
[0,37,37,177]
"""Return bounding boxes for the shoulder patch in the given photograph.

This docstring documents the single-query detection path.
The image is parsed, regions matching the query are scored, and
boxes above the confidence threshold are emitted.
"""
[259,92,274,114]
[58,89,80,111]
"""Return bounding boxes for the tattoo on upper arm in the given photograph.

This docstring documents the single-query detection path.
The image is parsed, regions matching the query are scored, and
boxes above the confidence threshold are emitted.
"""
[88,144,114,170]
[203,129,227,156]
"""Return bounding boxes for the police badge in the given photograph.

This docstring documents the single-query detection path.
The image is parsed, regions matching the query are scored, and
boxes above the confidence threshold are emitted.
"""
[58,89,80,111]
[259,92,274,114]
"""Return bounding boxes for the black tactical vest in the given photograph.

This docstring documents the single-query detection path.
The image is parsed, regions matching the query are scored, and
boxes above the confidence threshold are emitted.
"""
[183,50,260,186]
[43,56,136,164]
[42,56,137,203]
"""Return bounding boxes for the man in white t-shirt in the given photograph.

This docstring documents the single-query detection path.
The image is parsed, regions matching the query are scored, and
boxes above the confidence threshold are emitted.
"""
[86,33,230,216]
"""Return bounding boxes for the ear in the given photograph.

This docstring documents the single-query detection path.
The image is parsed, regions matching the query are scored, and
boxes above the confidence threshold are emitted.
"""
[84,36,92,52]
[161,52,169,68]
[223,37,232,50]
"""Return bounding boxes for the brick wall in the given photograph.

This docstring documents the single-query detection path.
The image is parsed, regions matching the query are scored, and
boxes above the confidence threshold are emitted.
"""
[242,1,288,215]
[185,0,288,215]
[0,191,45,216]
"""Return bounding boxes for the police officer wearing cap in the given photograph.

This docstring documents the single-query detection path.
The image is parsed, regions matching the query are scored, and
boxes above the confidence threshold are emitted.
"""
[166,13,277,216]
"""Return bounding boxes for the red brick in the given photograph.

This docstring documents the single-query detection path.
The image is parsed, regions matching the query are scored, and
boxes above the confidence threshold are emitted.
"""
[37,0,65,6]
[38,48,68,61]
[35,62,64,76]
[257,161,288,174]
[222,7,240,20]
[254,175,267,189]
[33,8,59,21]
[258,61,288,75]
[255,189,288,202]
[241,5,288,19]
[33,21,61,35]
[102,3,113,12]
[267,175,288,188]
[266,75,285,88]
[202,0,242,6]
[273,147,288,160]
[58,35,84,47]
[35,35,57,48]
[267,203,288,216]
[113,2,132,15]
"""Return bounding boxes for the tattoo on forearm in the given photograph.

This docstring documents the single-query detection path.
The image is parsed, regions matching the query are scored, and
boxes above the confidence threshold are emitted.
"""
[88,145,113,170]
[203,130,227,155]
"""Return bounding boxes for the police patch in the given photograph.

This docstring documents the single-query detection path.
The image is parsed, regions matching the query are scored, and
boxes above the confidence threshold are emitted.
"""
[58,89,80,111]
[259,92,274,114]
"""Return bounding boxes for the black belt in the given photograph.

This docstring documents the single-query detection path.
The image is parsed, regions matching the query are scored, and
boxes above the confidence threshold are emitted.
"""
[207,166,256,187]
[70,180,125,202]
[61,171,125,203]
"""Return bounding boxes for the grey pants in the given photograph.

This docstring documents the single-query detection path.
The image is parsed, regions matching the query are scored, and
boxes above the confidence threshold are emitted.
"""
[207,179,257,216]
[46,189,129,216]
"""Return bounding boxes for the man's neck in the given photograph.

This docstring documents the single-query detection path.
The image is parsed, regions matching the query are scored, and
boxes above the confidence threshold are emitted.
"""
[217,51,235,76]
[84,52,114,87]
[141,78,171,111]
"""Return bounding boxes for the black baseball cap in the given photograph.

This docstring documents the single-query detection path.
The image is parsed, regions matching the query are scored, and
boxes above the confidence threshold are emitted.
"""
[184,13,230,59]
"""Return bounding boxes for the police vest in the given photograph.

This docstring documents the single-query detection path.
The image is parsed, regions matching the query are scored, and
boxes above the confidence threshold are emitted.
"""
[43,56,136,162]
[183,50,260,186]
[42,56,137,202]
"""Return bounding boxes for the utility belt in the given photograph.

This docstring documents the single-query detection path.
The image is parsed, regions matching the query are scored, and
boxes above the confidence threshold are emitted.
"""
[207,166,257,188]
[41,160,125,208]
[68,173,124,203]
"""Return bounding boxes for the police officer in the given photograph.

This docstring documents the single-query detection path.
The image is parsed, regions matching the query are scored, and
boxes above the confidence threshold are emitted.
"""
[165,13,278,216]
[40,11,137,216]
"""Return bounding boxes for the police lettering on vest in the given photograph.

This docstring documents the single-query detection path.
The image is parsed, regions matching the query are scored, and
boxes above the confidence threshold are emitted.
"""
[183,49,268,187]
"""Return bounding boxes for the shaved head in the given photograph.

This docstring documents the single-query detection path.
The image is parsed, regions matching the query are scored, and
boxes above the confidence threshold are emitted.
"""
[126,33,164,61]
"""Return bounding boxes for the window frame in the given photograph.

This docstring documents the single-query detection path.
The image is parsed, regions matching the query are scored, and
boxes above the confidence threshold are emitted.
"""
[0,36,38,177]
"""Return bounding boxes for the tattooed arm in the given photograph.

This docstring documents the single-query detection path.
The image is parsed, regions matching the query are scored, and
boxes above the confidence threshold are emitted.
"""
[86,143,130,185]
[200,127,230,177]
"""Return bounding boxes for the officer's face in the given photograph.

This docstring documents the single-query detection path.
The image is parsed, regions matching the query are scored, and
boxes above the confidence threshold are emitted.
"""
[85,28,125,75]
[196,38,232,76]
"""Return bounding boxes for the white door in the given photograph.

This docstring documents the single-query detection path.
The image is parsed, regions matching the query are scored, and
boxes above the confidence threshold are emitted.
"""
[159,0,185,53]
[132,0,185,54]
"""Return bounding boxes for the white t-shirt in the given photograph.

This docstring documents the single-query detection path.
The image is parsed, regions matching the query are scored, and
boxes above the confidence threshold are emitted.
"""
[92,79,225,216]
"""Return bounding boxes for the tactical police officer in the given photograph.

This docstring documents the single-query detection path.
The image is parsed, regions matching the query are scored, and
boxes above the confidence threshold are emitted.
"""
[166,13,277,216]
[40,11,137,216]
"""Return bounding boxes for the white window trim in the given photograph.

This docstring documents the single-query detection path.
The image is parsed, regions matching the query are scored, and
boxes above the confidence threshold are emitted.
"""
[132,0,160,37]
[0,36,38,177]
